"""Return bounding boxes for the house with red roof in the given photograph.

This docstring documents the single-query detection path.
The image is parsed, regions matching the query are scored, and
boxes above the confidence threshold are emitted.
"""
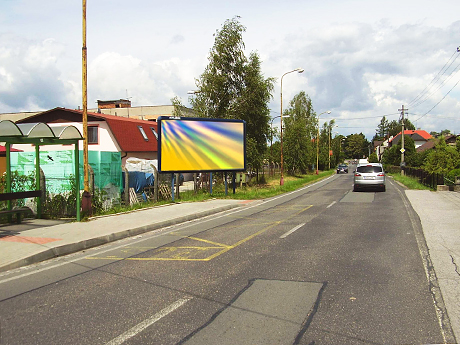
[388,129,432,148]
[14,107,158,164]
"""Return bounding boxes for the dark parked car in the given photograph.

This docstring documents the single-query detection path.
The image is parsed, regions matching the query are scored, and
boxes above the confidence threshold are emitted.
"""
[336,164,349,174]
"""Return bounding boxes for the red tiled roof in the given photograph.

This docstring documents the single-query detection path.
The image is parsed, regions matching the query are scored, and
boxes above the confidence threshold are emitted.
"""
[389,130,432,143]
[16,107,158,152]
[92,112,158,152]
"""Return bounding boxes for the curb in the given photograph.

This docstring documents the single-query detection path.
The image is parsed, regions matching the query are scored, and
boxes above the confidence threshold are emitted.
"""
[0,203,241,273]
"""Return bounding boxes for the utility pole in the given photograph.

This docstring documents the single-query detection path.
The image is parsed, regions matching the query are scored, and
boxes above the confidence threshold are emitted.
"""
[82,0,92,214]
[398,105,408,176]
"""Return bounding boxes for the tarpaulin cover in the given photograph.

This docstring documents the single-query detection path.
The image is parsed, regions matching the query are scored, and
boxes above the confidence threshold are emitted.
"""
[122,172,154,193]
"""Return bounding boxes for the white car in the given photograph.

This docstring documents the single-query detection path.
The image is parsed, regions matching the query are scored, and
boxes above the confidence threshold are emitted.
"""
[353,163,386,192]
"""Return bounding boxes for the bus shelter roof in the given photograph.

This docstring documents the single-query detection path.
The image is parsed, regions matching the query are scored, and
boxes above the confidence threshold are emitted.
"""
[0,120,83,144]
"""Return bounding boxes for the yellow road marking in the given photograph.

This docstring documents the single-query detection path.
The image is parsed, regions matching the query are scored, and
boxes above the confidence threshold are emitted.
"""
[186,236,231,248]
[87,205,313,262]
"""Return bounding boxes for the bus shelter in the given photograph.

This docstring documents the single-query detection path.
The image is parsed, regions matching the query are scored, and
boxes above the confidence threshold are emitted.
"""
[0,120,83,221]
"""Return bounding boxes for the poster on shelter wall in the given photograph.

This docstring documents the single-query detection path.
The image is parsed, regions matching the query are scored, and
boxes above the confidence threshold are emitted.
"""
[158,117,246,173]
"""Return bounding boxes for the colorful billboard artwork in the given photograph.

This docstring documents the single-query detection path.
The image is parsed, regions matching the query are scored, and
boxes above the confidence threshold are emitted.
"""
[158,117,246,172]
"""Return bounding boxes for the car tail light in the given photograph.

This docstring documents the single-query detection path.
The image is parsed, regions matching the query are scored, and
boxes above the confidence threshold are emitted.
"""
[377,173,385,176]
[354,173,361,176]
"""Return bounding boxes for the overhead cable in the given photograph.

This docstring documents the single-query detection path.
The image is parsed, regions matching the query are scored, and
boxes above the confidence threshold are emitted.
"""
[408,47,460,108]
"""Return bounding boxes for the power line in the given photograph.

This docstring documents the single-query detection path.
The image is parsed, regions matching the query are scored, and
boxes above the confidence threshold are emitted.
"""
[408,47,460,108]
[410,60,460,109]
[413,77,460,122]
[334,113,400,121]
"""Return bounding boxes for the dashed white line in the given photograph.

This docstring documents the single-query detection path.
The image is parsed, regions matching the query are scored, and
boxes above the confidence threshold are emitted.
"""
[327,201,337,208]
[280,223,305,239]
[105,297,191,345]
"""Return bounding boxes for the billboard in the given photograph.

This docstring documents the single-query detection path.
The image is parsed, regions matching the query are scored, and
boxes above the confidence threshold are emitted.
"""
[158,117,246,173]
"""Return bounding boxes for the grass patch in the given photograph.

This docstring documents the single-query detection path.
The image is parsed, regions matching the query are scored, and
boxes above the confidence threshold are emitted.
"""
[177,170,335,201]
[389,173,432,190]
[86,170,336,219]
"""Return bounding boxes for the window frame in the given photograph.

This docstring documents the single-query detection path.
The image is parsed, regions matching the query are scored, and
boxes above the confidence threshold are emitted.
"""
[138,125,149,141]
[87,125,99,145]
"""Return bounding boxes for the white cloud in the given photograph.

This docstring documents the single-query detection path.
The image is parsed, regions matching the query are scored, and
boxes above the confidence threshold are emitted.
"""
[0,33,73,111]
[87,52,200,106]
[1,0,460,139]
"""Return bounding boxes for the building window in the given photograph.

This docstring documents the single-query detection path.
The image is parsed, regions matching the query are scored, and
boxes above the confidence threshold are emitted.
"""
[150,127,158,140]
[138,126,148,141]
[88,126,98,144]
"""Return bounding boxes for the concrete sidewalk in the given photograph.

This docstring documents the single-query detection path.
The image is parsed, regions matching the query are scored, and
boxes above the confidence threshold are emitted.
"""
[405,190,460,343]
[0,199,250,273]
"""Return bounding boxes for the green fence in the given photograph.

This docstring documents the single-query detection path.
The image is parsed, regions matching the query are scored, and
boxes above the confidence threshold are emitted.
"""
[10,150,122,202]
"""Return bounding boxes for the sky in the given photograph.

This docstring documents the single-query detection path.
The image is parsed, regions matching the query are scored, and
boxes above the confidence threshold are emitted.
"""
[1,0,460,140]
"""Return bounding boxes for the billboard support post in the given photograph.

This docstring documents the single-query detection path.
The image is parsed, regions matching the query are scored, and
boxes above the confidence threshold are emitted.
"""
[171,173,175,201]
[210,172,213,195]
[225,172,228,196]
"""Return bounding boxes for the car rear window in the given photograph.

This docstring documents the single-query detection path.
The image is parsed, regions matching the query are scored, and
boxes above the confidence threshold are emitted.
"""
[357,165,383,173]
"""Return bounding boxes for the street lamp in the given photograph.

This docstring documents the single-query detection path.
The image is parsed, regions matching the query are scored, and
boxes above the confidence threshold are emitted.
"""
[270,115,290,176]
[328,125,338,170]
[280,68,304,185]
[316,110,331,174]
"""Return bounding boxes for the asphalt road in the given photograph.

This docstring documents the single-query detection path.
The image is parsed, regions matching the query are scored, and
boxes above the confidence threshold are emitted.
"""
[0,173,445,344]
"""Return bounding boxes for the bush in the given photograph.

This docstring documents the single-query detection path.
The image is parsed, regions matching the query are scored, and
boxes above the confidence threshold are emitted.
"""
[446,168,460,185]
[0,171,35,209]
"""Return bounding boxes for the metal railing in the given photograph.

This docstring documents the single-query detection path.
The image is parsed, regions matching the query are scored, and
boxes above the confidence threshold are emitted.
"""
[402,167,444,189]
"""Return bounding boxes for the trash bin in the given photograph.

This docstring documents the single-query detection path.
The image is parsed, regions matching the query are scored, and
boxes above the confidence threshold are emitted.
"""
[81,191,92,215]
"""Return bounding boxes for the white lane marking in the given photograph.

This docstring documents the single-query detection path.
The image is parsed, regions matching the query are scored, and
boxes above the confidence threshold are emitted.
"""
[1,175,337,283]
[280,223,305,239]
[326,201,336,208]
[105,297,191,345]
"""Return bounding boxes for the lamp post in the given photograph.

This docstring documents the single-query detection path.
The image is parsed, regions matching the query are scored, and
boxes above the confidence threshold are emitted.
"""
[316,110,331,174]
[270,115,290,176]
[280,68,304,185]
[328,125,338,170]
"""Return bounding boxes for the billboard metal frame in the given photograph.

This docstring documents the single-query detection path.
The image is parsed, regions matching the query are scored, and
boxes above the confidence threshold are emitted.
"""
[157,116,246,173]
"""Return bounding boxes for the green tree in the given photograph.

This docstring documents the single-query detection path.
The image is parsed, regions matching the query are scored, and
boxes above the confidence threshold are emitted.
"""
[283,92,316,174]
[190,17,275,172]
[331,135,345,166]
[231,52,275,166]
[387,118,415,137]
[190,17,247,119]
[373,116,389,141]
[440,129,451,136]
[344,133,369,159]
[423,137,460,174]
[171,96,185,117]
[317,120,336,170]
[382,135,416,167]
[368,152,379,163]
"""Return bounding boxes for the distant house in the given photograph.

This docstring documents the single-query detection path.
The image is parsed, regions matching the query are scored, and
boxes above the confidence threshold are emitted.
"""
[444,134,459,146]
[416,140,437,153]
[416,134,459,153]
[14,107,158,164]
[389,130,432,148]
